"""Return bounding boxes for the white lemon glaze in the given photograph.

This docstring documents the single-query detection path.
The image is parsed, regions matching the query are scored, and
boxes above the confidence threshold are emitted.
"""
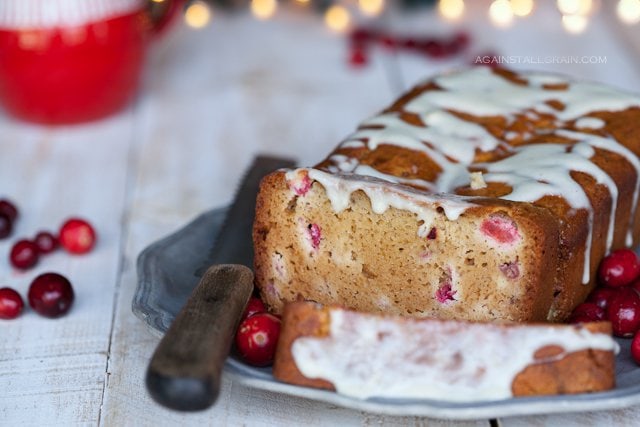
[288,68,640,284]
[291,308,618,401]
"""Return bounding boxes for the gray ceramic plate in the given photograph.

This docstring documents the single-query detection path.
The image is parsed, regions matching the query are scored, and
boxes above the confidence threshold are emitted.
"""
[133,208,640,419]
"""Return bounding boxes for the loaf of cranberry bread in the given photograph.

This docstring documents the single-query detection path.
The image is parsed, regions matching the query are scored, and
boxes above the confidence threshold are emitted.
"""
[253,67,640,322]
[273,302,617,400]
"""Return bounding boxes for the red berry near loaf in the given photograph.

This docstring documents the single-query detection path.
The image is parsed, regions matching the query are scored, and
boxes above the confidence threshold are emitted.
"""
[59,218,96,254]
[570,302,606,322]
[242,297,267,321]
[606,288,640,337]
[598,249,640,288]
[587,286,618,310]
[235,313,281,367]
[632,330,640,366]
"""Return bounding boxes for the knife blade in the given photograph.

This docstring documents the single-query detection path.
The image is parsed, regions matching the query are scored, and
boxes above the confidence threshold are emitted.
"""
[196,155,297,274]
[146,155,296,411]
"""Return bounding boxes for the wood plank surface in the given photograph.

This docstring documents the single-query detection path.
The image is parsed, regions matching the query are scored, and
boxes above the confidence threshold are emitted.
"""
[0,113,135,424]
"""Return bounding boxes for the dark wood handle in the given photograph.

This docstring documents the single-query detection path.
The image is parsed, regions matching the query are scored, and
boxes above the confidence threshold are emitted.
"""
[146,264,254,411]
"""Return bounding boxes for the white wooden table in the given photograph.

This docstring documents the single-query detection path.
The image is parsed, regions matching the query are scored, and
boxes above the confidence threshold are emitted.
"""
[1,3,640,425]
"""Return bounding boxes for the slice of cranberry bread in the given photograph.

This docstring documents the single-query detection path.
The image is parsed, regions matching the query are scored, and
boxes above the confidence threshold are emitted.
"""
[273,302,617,401]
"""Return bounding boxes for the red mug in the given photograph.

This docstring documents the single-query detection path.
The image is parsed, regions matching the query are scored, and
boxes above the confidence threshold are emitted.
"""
[0,0,183,124]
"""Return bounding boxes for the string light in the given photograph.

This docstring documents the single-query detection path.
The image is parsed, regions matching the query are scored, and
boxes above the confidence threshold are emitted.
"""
[510,0,534,17]
[557,0,593,15]
[617,0,640,24]
[251,0,277,20]
[438,0,465,21]
[184,0,211,29]
[359,0,385,17]
[489,0,514,27]
[562,13,588,33]
[325,5,351,33]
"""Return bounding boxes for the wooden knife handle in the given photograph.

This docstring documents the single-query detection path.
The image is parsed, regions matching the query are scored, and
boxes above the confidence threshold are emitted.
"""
[146,264,254,411]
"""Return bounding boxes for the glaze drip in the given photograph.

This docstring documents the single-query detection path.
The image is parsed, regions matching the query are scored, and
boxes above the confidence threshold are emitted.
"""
[298,68,640,284]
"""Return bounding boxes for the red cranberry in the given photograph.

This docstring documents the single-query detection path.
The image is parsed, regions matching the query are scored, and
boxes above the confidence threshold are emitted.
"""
[570,302,606,321]
[499,261,520,279]
[422,40,447,58]
[290,173,312,196]
[9,239,39,270]
[632,330,640,366]
[435,282,456,303]
[606,288,640,337]
[587,286,618,310]
[28,273,74,318]
[480,215,520,245]
[631,279,640,295]
[380,36,397,50]
[0,287,24,320]
[349,47,368,68]
[0,213,12,239]
[598,249,640,288]
[403,38,418,49]
[0,199,18,222]
[242,297,267,321]
[235,313,281,366]
[453,31,470,49]
[350,28,374,45]
[427,227,437,240]
[59,218,96,254]
[34,231,59,254]
[308,223,322,249]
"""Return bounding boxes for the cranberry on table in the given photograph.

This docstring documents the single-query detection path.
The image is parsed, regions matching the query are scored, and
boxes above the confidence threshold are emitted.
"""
[9,239,39,270]
[0,213,12,239]
[0,199,18,222]
[0,287,24,320]
[59,218,96,254]
[242,297,266,321]
[28,273,74,318]
[235,313,281,367]
[349,28,375,45]
[632,330,640,366]
[598,249,640,288]
[349,47,368,68]
[34,231,59,254]
[606,288,640,337]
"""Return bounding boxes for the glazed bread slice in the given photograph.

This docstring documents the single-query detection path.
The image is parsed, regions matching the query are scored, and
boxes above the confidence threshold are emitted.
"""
[253,67,640,322]
[273,302,617,401]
